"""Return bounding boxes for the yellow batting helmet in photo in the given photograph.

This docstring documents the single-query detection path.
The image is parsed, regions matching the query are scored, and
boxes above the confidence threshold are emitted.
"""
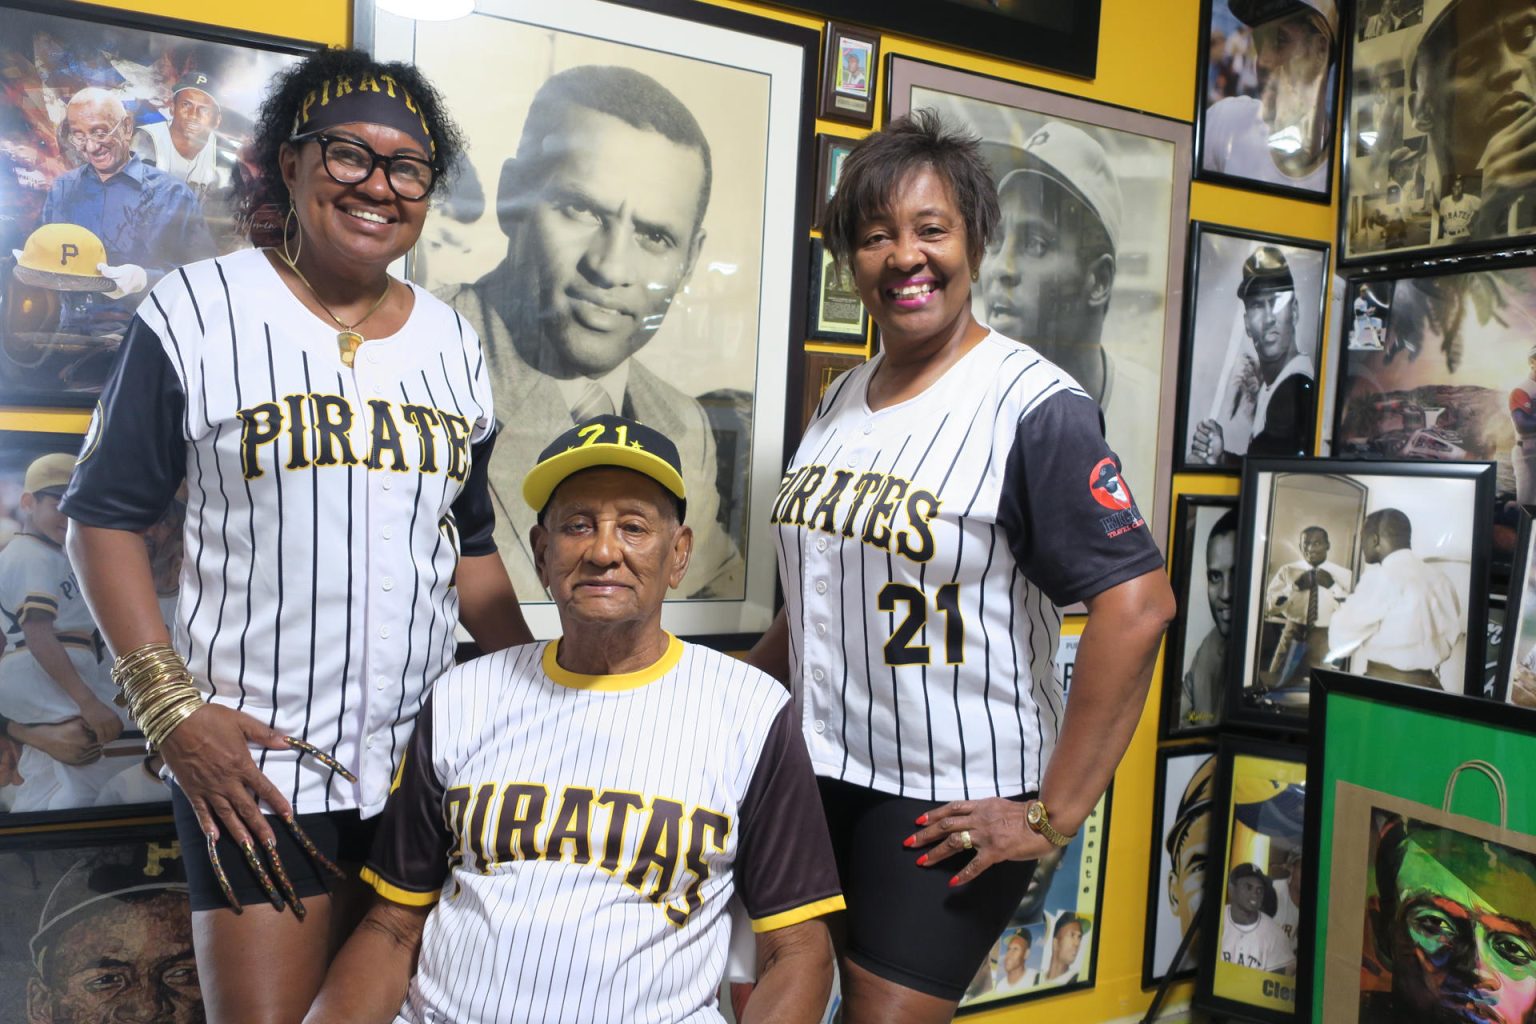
[11,223,114,292]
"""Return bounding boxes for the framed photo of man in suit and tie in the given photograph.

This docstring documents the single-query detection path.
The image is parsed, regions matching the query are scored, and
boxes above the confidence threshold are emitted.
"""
[360,0,817,642]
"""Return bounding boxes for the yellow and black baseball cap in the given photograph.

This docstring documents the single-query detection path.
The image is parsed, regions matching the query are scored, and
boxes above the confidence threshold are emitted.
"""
[12,223,113,292]
[522,414,687,521]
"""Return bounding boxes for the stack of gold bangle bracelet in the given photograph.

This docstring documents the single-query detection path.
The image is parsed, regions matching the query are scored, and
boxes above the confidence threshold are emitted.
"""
[111,642,204,747]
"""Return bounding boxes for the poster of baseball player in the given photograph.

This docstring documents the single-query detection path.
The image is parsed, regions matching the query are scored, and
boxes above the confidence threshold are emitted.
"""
[0,432,183,823]
[0,2,312,405]
[1343,0,1536,261]
[888,59,1190,555]
[0,829,202,1022]
[1195,740,1307,1024]
[1496,512,1536,708]
[1334,258,1536,570]
[1179,225,1329,471]
[956,634,1111,1013]
[1144,746,1217,987]
[365,0,810,639]
[1230,460,1488,732]
[1196,0,1340,201]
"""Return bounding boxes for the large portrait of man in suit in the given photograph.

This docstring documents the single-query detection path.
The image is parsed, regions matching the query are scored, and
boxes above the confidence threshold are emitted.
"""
[368,0,810,636]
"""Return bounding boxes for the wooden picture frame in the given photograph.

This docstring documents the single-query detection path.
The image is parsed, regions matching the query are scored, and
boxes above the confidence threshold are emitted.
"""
[817,21,878,128]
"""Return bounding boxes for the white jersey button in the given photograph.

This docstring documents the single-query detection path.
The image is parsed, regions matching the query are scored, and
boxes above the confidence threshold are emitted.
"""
[862,423,873,435]
[812,667,825,682]
[815,622,827,636]
[813,720,826,734]
[382,526,393,540]
[380,626,392,639]
[365,735,376,749]
[816,537,828,553]
[814,580,828,595]
[375,676,389,691]
[382,577,395,591]
[382,478,393,491]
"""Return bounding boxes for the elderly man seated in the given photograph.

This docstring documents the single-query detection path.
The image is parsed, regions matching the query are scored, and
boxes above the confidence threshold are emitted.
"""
[305,415,842,1024]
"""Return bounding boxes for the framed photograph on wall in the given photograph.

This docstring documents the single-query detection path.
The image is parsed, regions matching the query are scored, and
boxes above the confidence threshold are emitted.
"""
[807,239,867,343]
[800,349,864,434]
[1333,255,1536,574]
[772,0,1101,79]
[1177,224,1329,473]
[1495,505,1536,707]
[361,0,817,642]
[1303,669,1536,1022]
[0,0,316,408]
[1143,744,1218,988]
[887,56,1191,556]
[1340,0,1536,263]
[1228,457,1492,733]
[1193,0,1340,202]
[0,430,176,829]
[0,824,199,1019]
[1195,736,1307,1024]
[818,22,878,128]
[1163,495,1240,738]
[813,131,858,227]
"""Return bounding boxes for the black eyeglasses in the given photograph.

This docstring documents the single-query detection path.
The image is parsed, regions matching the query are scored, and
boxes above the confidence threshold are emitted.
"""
[293,132,436,200]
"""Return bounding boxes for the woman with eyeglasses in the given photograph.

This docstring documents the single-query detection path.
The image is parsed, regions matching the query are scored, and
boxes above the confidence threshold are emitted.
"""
[62,49,530,1022]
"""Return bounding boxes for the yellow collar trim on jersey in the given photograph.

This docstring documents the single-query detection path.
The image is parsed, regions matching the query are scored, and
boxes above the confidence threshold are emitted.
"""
[544,633,683,691]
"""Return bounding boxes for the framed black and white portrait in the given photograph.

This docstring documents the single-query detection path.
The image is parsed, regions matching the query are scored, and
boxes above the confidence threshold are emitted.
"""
[0,0,315,408]
[1496,505,1536,708]
[1144,745,1218,988]
[1163,494,1240,738]
[1341,0,1536,263]
[886,56,1191,557]
[1228,457,1492,733]
[1178,224,1329,473]
[1194,0,1341,202]
[360,0,817,642]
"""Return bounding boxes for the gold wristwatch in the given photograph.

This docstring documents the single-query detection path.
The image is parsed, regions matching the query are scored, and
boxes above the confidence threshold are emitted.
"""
[1025,800,1074,848]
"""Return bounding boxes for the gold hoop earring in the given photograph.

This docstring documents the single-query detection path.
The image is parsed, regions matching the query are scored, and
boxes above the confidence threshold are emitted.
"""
[281,201,303,267]
[970,267,980,283]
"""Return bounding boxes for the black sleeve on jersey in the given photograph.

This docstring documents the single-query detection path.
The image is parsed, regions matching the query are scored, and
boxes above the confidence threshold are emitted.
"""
[736,704,845,932]
[996,390,1165,607]
[363,696,451,906]
[452,425,499,558]
[59,316,186,531]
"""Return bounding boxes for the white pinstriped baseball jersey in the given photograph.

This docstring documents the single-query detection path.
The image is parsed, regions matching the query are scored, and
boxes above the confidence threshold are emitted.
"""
[63,248,496,816]
[363,637,843,1024]
[775,331,1163,801]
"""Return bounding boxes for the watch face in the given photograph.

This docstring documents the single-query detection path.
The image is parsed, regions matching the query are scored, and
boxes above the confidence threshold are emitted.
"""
[1028,802,1043,826]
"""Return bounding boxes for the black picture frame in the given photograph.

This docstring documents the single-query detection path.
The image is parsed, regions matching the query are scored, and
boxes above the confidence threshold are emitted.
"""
[1227,457,1493,734]
[806,238,868,344]
[1330,251,1536,580]
[1338,0,1536,265]
[813,131,859,228]
[1192,0,1341,203]
[772,0,1101,79]
[0,821,194,1019]
[360,0,818,647]
[1163,494,1240,739]
[0,0,319,408]
[0,429,176,832]
[817,21,878,128]
[1194,735,1308,1024]
[1494,505,1536,707]
[1176,223,1330,474]
[1143,743,1219,989]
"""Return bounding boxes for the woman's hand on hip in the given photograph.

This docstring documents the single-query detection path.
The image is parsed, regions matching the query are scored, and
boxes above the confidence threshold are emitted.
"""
[903,798,1061,886]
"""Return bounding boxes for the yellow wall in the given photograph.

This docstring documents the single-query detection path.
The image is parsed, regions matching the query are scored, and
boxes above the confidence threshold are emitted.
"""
[36,2,1341,1021]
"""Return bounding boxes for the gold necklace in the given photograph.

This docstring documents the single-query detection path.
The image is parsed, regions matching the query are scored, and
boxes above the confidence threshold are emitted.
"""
[275,250,391,367]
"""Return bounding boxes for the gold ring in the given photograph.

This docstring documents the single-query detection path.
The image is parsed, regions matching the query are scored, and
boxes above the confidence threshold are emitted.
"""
[960,829,973,850]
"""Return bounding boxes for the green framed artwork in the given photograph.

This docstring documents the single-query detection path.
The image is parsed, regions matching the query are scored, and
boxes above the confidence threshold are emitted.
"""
[1302,669,1536,1023]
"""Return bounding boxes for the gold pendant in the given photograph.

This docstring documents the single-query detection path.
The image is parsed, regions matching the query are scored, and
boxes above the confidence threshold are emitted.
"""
[337,330,363,367]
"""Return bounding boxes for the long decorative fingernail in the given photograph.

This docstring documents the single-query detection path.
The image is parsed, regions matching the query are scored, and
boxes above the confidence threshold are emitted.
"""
[902,835,915,848]
[286,737,358,783]
[240,839,284,910]
[207,835,243,915]
[915,814,929,826]
[264,837,306,920]
[283,814,346,881]
[916,854,928,866]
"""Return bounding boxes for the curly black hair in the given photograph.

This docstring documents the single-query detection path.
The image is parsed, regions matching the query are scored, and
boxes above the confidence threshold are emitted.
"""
[235,48,467,239]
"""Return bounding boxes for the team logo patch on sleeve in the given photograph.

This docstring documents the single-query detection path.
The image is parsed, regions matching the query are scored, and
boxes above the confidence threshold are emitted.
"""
[1088,457,1145,537]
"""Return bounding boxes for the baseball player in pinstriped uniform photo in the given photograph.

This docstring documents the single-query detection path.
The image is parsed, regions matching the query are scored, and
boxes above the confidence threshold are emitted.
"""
[61,49,530,1023]
[749,111,1176,1022]
[306,416,842,1024]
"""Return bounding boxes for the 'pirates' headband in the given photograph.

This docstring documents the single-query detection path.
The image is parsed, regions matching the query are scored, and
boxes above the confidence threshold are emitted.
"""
[291,72,435,159]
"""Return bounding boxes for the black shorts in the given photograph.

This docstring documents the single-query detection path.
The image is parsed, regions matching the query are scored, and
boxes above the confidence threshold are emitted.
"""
[171,782,378,912]
[818,776,1038,1002]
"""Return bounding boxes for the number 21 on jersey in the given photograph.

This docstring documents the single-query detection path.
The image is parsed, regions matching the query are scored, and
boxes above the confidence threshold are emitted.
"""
[878,582,963,666]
